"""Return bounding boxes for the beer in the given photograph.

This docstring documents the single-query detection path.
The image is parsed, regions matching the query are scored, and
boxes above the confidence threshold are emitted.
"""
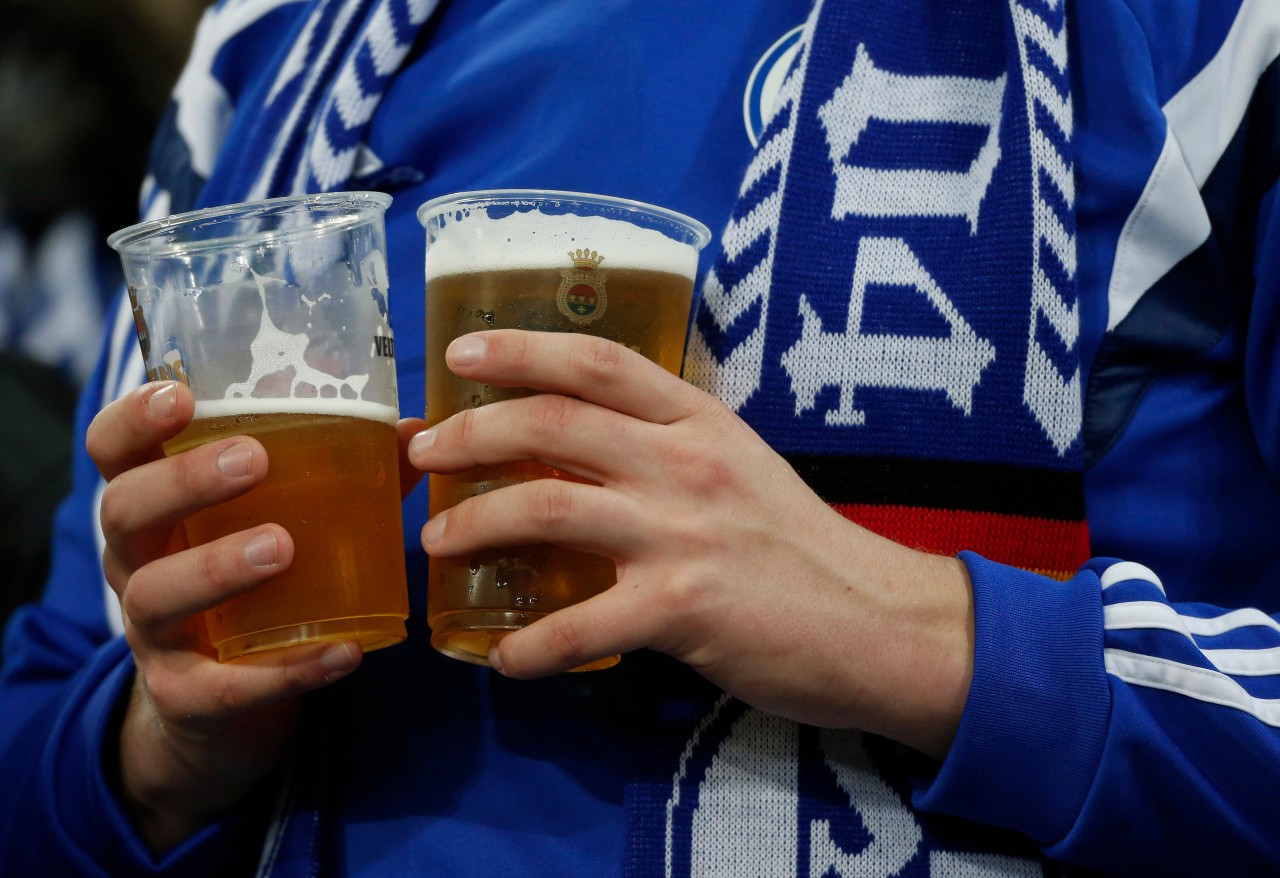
[425,264,695,411]
[425,267,693,667]
[419,192,710,669]
[110,191,403,663]
[423,204,703,669]
[165,398,408,661]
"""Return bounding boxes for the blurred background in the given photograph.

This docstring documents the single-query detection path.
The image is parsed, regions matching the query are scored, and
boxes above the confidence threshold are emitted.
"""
[1,0,210,632]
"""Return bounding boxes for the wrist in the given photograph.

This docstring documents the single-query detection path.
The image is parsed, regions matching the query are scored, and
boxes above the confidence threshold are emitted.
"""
[860,537,975,760]
[112,677,290,853]
[112,680,213,852]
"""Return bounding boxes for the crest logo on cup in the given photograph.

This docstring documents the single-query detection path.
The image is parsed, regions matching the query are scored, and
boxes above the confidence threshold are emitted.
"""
[557,248,608,325]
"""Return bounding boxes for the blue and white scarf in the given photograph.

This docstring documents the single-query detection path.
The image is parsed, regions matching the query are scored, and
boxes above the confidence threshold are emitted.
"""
[684,0,1086,579]
[197,0,438,207]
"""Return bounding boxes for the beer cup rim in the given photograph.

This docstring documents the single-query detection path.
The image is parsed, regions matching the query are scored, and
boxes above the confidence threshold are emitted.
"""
[415,189,712,250]
[106,191,393,257]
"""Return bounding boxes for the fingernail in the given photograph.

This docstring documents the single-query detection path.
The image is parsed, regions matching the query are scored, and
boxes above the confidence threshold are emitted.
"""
[243,532,278,567]
[147,383,177,418]
[408,428,437,459]
[488,644,505,674]
[447,336,486,366]
[423,513,446,546]
[320,642,357,674]
[217,441,253,477]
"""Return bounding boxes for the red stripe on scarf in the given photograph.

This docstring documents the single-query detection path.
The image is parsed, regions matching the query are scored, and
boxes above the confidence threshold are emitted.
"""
[833,503,1090,581]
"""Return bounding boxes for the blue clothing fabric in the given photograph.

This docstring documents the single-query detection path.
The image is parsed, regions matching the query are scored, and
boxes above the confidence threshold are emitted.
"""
[3,0,1280,876]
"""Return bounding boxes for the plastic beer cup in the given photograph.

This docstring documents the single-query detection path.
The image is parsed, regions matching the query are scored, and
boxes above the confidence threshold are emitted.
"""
[108,192,409,661]
[417,189,710,669]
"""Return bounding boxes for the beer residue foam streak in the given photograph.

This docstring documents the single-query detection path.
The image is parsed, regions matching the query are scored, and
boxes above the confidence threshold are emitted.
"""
[424,210,698,280]
[191,396,400,425]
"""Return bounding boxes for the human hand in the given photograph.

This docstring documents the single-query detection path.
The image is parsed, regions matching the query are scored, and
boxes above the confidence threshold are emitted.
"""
[408,331,974,759]
[87,381,425,851]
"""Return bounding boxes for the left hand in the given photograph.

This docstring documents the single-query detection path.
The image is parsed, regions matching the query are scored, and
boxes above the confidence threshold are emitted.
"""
[408,330,974,759]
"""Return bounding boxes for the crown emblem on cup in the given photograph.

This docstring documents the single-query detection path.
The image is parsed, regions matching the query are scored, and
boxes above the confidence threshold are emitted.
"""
[568,248,605,270]
[558,249,608,325]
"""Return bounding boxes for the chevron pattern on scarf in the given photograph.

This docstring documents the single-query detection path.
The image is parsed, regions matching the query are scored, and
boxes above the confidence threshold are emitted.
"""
[297,0,439,192]
[242,0,369,201]
[234,0,438,201]
[684,4,816,413]
[685,0,1088,580]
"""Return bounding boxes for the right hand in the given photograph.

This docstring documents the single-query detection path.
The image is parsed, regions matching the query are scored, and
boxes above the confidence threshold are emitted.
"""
[87,381,421,852]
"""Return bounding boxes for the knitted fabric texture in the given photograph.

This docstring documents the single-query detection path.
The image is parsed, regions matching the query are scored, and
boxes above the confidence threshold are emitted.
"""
[688,0,1088,579]
[197,0,438,208]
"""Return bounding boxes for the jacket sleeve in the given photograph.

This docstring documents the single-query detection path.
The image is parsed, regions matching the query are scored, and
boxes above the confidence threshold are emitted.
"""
[915,182,1280,874]
[0,298,266,877]
[913,3,1280,866]
[914,554,1280,875]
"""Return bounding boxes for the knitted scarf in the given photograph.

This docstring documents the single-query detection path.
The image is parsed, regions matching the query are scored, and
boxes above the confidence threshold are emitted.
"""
[687,0,1089,580]
[197,0,439,209]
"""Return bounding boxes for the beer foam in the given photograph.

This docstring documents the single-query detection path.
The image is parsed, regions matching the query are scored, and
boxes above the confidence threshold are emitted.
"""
[192,396,400,425]
[209,268,398,413]
[424,209,699,279]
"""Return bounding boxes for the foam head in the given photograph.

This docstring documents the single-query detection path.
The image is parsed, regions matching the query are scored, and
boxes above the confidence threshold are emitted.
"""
[419,191,710,281]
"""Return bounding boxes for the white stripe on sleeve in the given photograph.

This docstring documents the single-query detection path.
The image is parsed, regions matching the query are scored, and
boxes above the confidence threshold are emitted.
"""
[1099,560,1163,592]
[1105,601,1280,638]
[1105,601,1280,678]
[1104,648,1280,727]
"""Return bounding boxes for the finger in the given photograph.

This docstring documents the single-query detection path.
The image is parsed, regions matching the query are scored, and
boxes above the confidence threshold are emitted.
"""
[445,330,709,425]
[143,639,363,723]
[121,524,294,649]
[100,436,268,569]
[101,522,187,601]
[489,584,659,678]
[87,382,196,482]
[421,478,642,559]
[408,392,654,484]
[396,417,428,498]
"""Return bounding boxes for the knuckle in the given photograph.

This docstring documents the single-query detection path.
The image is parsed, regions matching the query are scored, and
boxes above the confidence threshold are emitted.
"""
[97,486,130,540]
[695,395,737,428]
[530,481,576,528]
[576,337,626,382]
[657,574,703,618]
[529,393,577,438]
[451,406,481,449]
[84,418,109,468]
[101,552,129,599]
[175,451,208,500]
[279,659,313,694]
[509,331,537,370]
[121,621,147,659]
[196,544,236,594]
[443,496,476,541]
[139,665,167,703]
[85,392,147,471]
[118,583,151,629]
[648,575,712,648]
[665,440,733,493]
